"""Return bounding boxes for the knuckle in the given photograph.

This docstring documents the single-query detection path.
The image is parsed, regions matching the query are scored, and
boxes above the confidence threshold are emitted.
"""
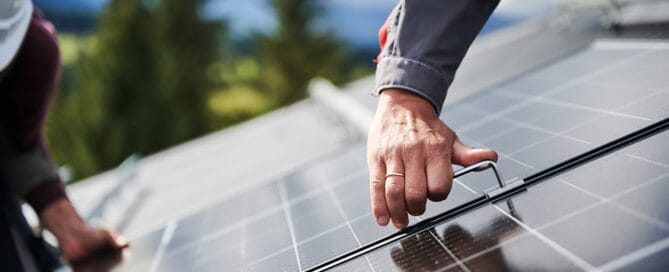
[370,178,385,190]
[429,139,449,151]
[370,149,385,162]
[386,181,405,199]
[404,139,423,151]
[405,139,422,150]
[405,189,426,205]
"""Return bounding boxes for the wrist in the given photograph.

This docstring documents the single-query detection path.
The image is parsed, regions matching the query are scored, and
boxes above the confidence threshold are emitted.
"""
[40,198,87,237]
[378,88,439,118]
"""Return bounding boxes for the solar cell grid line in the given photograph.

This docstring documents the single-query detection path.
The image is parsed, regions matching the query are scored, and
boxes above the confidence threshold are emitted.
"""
[556,178,669,232]
[454,90,665,178]
[278,169,481,268]
[442,59,667,187]
[313,116,669,271]
[122,144,365,238]
[233,152,494,270]
[242,211,376,269]
[324,180,376,271]
[495,90,654,124]
[597,237,669,272]
[148,221,177,272]
[420,219,472,272]
[278,180,304,271]
[491,204,596,271]
[115,145,370,271]
[625,153,668,168]
[310,113,668,268]
[240,151,369,270]
[521,117,669,191]
[620,129,669,168]
[115,43,669,271]
[482,94,649,152]
[478,69,661,124]
[444,45,656,134]
[324,127,669,271]
[463,135,669,270]
[290,43,664,268]
[431,205,584,272]
[340,202,585,272]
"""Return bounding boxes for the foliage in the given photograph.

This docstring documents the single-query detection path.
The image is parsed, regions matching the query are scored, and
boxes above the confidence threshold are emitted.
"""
[47,0,222,178]
[257,0,347,105]
[45,0,370,180]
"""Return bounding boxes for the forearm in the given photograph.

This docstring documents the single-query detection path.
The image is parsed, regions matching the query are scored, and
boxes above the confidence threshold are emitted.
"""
[374,0,500,114]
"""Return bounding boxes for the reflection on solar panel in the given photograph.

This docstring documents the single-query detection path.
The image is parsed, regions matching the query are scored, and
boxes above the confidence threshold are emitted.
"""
[332,127,669,272]
[117,42,669,271]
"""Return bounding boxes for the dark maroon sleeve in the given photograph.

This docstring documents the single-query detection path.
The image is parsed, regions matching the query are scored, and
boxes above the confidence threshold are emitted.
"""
[25,179,67,214]
[0,11,67,214]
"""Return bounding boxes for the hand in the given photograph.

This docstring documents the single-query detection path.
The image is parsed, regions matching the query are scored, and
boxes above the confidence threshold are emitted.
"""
[367,89,498,229]
[39,198,128,262]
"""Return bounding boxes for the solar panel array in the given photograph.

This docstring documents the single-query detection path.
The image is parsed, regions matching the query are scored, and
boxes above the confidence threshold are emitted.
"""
[116,41,669,271]
[333,128,669,272]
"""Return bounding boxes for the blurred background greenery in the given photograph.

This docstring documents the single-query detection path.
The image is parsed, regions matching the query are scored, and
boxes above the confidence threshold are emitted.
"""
[37,0,542,180]
[43,0,376,179]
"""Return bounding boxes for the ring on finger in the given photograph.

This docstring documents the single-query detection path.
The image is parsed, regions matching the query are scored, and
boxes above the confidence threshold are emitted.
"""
[385,172,405,179]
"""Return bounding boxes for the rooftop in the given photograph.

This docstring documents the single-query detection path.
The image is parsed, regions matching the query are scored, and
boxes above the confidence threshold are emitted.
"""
[52,2,669,271]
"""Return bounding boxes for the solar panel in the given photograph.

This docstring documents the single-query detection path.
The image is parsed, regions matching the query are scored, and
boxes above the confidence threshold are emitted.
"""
[115,42,668,271]
[329,127,669,271]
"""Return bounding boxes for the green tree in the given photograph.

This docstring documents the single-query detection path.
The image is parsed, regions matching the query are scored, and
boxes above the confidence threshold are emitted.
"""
[258,0,347,105]
[153,0,223,139]
[46,0,223,178]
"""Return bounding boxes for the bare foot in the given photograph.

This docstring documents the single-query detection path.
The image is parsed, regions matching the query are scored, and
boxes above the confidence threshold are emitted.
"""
[39,198,129,262]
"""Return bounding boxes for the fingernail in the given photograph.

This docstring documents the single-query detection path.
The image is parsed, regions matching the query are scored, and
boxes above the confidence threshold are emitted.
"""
[377,216,389,226]
[393,222,407,230]
[117,236,128,246]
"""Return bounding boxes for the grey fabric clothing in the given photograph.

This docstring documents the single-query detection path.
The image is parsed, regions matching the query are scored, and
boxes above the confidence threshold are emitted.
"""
[0,174,62,271]
[0,129,59,200]
[374,0,500,114]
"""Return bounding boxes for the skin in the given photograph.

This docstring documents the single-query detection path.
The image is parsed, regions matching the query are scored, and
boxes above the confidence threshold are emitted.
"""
[39,198,128,262]
[367,89,498,229]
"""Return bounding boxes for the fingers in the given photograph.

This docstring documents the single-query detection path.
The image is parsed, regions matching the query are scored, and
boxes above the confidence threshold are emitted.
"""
[425,154,453,201]
[368,156,390,226]
[404,149,427,216]
[451,137,498,167]
[385,156,409,229]
[96,229,129,250]
[107,230,129,249]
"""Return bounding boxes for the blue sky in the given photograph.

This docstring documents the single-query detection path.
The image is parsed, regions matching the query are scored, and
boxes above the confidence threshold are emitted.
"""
[34,0,559,48]
[198,0,557,46]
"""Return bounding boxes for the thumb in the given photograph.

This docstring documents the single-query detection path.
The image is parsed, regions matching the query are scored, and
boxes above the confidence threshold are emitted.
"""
[451,138,498,167]
[96,229,128,250]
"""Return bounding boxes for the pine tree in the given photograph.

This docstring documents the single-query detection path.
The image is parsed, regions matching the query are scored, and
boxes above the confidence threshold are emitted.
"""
[46,0,223,178]
[259,0,346,105]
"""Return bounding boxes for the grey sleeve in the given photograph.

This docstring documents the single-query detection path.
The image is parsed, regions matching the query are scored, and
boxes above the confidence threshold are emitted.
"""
[0,130,59,198]
[374,0,500,114]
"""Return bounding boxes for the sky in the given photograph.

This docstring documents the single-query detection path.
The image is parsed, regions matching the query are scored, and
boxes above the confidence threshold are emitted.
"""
[34,0,560,48]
